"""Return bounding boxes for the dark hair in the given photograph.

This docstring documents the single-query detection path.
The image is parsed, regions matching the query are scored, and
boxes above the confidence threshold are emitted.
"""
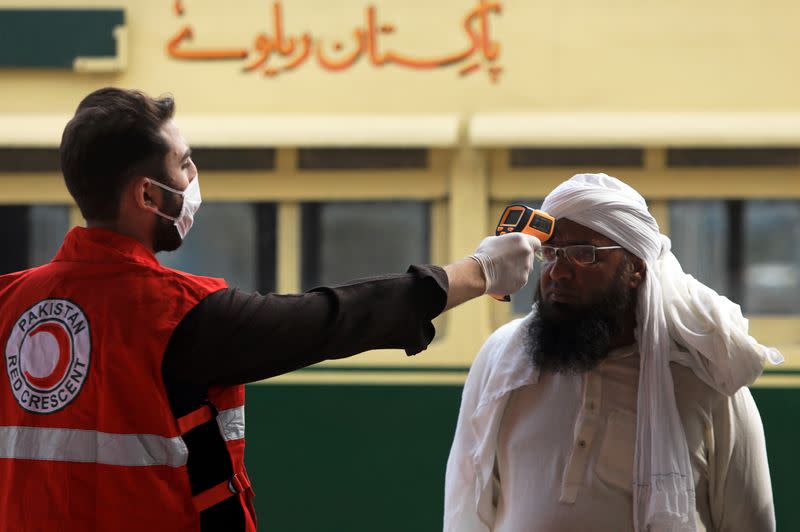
[60,87,175,221]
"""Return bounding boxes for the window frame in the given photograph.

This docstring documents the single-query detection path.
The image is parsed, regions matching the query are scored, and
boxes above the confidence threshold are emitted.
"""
[200,147,458,371]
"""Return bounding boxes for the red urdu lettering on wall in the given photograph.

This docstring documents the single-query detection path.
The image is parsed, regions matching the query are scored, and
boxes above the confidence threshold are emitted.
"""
[166,0,504,83]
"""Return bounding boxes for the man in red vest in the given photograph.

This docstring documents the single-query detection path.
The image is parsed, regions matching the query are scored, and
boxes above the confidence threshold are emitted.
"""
[0,87,539,531]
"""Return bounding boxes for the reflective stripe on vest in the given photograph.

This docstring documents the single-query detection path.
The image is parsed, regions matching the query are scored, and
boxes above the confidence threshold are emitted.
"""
[0,426,188,467]
[217,406,245,441]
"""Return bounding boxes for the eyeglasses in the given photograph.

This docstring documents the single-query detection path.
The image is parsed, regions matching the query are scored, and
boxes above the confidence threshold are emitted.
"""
[535,245,624,266]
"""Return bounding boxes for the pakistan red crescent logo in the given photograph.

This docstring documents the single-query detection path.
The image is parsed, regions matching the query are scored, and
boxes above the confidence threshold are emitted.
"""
[4,299,92,414]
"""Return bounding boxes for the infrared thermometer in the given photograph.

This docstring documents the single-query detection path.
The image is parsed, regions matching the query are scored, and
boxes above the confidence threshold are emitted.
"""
[492,204,555,301]
[495,204,555,240]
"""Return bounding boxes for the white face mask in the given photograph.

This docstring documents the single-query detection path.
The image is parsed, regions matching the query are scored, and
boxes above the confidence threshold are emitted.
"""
[146,176,202,239]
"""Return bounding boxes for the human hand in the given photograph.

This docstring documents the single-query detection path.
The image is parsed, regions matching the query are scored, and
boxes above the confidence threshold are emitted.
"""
[469,233,540,297]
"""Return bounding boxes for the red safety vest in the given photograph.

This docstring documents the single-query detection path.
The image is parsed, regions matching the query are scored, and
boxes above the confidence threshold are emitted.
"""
[0,227,256,531]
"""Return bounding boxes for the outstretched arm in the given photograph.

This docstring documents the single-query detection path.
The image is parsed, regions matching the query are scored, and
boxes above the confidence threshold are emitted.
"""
[164,233,539,387]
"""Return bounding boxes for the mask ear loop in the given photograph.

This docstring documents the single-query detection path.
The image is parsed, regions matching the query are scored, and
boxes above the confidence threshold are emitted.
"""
[144,178,183,222]
[145,177,186,196]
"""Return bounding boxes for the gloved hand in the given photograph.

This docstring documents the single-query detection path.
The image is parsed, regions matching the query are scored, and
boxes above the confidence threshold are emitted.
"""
[469,233,540,296]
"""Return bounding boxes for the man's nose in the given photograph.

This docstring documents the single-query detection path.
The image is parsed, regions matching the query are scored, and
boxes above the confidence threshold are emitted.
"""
[546,253,574,281]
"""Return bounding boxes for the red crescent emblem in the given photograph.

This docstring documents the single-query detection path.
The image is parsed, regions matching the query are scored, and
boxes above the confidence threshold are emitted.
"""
[24,322,72,390]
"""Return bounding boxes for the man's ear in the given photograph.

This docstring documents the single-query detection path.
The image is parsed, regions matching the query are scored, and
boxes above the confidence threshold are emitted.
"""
[131,176,157,212]
[628,255,646,289]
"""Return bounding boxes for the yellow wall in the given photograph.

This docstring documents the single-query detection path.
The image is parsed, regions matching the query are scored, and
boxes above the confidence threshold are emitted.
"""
[3,0,800,113]
[1,1,798,384]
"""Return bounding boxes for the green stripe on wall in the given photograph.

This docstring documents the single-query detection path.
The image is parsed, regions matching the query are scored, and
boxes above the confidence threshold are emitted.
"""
[762,368,800,376]
[750,387,800,532]
[244,384,460,531]
[244,384,798,531]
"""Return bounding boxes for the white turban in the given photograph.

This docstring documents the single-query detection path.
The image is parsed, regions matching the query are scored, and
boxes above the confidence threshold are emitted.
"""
[541,173,783,532]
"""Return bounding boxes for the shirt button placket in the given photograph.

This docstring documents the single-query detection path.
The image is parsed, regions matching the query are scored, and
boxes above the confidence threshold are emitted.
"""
[559,373,602,504]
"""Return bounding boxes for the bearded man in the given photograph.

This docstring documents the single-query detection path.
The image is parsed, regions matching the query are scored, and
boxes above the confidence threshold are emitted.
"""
[444,173,782,532]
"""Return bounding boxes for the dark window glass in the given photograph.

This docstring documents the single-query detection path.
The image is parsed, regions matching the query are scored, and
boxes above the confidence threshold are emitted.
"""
[670,199,800,314]
[190,148,275,171]
[669,200,730,297]
[28,205,70,265]
[743,200,800,313]
[509,148,643,168]
[297,148,427,170]
[0,148,60,172]
[0,204,69,274]
[667,148,800,167]
[0,206,29,273]
[301,201,429,289]
[159,202,276,293]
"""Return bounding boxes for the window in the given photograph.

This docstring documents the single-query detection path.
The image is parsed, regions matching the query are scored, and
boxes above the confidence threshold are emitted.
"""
[0,204,69,274]
[190,148,275,171]
[666,148,800,167]
[668,200,730,297]
[509,148,643,168]
[301,201,430,289]
[0,148,60,172]
[743,200,800,313]
[158,202,276,293]
[669,199,800,314]
[297,148,427,170]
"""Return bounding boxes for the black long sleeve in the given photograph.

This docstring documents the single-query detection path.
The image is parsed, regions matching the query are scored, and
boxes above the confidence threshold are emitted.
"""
[162,265,448,388]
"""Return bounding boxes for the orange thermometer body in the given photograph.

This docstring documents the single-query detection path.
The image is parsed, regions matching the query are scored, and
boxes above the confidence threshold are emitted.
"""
[493,204,555,301]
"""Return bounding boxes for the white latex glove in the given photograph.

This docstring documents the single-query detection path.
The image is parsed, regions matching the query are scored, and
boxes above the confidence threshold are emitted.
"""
[469,233,540,296]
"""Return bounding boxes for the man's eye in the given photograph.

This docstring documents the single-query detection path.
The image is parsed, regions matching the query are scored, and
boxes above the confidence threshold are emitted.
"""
[573,248,594,260]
